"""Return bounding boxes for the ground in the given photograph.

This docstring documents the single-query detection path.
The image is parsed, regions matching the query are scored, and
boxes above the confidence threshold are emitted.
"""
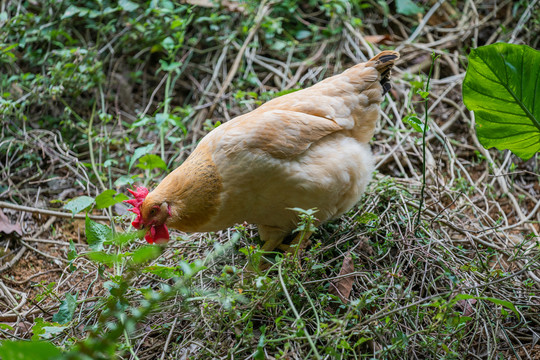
[0,1,539,359]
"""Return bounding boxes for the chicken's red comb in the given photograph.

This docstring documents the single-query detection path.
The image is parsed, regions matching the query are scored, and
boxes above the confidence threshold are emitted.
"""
[124,186,149,229]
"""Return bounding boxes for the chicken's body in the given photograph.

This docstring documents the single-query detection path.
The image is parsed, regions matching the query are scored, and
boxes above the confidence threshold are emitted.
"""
[128,51,399,248]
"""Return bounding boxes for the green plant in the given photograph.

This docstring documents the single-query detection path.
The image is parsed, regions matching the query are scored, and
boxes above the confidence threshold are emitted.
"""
[2,2,538,359]
[404,52,439,229]
[290,207,318,258]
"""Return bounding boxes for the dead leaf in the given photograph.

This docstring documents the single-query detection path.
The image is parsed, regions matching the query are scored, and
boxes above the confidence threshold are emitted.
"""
[0,209,22,237]
[456,298,477,317]
[329,252,354,303]
[364,35,392,44]
[357,236,374,257]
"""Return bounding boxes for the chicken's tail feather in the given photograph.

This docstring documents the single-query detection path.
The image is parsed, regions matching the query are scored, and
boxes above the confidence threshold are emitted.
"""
[369,50,399,95]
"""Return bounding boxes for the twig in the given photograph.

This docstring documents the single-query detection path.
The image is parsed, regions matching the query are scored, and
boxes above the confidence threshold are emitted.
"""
[22,238,86,246]
[344,22,374,59]
[0,247,26,273]
[359,263,535,327]
[2,269,63,285]
[20,240,68,263]
[88,102,107,191]
[0,201,110,221]
[160,317,178,360]
[278,262,321,360]
[395,0,446,52]
[0,216,58,273]
[509,0,539,44]
[468,112,539,237]
[141,74,168,118]
[206,1,270,118]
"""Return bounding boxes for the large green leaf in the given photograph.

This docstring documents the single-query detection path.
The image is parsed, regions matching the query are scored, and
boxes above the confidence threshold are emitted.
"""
[463,43,540,160]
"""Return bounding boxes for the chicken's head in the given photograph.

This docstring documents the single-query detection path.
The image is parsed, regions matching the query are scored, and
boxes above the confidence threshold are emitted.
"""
[124,186,170,244]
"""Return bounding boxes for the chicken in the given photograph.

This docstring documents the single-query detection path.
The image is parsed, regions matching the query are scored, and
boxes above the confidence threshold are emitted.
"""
[125,50,399,251]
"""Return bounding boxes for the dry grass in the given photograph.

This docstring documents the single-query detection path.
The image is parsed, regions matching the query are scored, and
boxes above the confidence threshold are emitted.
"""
[0,0,539,359]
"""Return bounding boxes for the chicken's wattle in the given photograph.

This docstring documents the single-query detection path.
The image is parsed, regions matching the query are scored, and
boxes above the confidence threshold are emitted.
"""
[145,224,169,244]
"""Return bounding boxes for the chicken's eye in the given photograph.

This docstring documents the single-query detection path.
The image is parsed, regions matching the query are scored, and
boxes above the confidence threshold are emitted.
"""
[150,208,157,216]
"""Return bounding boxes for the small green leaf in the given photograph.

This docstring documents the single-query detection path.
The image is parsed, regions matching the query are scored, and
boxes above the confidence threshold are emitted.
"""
[155,112,169,127]
[395,0,424,15]
[131,116,152,128]
[274,88,302,97]
[52,293,77,324]
[0,340,61,360]
[62,5,81,19]
[295,30,311,40]
[32,318,67,340]
[288,207,318,216]
[85,216,112,251]
[1,44,17,54]
[67,240,77,261]
[106,230,144,247]
[119,0,139,11]
[103,159,117,168]
[0,323,13,331]
[403,115,429,133]
[416,89,429,99]
[355,212,379,224]
[95,189,129,209]
[87,251,121,266]
[143,264,181,279]
[114,175,136,187]
[171,18,184,29]
[463,43,540,160]
[270,40,287,51]
[129,144,154,171]
[132,246,162,264]
[136,154,168,171]
[159,61,182,73]
[63,196,95,216]
[253,326,266,360]
[161,36,175,52]
[67,240,77,272]
[167,136,183,144]
[178,259,205,278]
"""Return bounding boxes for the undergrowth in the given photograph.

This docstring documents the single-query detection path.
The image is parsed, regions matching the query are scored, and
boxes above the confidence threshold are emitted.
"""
[1,0,539,359]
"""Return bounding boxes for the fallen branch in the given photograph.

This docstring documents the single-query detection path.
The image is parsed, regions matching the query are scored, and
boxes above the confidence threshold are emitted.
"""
[0,201,110,221]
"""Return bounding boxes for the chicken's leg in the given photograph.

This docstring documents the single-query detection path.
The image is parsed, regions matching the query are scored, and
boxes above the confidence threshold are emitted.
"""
[254,225,313,270]
[257,224,289,252]
[277,231,313,253]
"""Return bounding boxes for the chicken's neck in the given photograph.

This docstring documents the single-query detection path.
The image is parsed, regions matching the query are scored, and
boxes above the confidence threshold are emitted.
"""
[151,143,223,233]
